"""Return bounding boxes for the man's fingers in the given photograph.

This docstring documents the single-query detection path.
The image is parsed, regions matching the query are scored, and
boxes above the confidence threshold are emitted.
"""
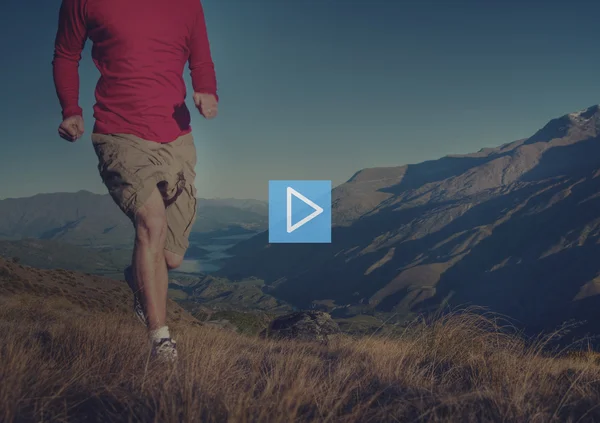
[58,126,72,138]
[58,129,75,141]
[201,104,218,119]
[64,128,77,138]
[60,123,77,137]
[59,131,75,142]
[58,124,78,141]
[72,123,84,137]
[70,122,83,135]
[57,116,84,142]
[194,93,218,119]
[193,93,205,108]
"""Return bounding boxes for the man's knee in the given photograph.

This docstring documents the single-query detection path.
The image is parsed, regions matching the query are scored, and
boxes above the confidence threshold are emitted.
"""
[135,214,167,248]
[164,250,184,270]
[134,189,167,248]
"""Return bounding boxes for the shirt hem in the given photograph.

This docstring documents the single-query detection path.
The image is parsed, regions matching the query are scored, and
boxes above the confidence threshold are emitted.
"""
[92,124,192,143]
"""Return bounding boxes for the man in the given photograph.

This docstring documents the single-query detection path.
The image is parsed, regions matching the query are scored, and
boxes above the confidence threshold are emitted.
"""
[53,0,218,362]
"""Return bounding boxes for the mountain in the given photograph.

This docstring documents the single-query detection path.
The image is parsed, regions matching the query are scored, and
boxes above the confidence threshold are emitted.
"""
[219,105,600,333]
[0,238,130,275]
[0,191,267,248]
[192,198,268,236]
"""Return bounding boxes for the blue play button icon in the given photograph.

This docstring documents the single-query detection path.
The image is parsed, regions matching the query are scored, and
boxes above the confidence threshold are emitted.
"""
[268,180,332,243]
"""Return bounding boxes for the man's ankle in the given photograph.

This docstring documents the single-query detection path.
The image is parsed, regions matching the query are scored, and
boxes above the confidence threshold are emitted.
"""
[149,326,170,342]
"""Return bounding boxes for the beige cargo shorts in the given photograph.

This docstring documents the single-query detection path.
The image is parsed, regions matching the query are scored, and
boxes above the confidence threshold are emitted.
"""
[91,132,197,256]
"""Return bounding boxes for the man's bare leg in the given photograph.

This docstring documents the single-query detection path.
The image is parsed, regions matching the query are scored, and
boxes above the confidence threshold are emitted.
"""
[132,187,169,331]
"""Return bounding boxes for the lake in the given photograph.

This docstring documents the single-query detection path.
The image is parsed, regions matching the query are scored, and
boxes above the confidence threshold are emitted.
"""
[177,233,256,274]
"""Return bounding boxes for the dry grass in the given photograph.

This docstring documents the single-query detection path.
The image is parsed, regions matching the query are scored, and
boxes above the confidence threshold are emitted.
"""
[3,296,600,423]
[2,257,600,422]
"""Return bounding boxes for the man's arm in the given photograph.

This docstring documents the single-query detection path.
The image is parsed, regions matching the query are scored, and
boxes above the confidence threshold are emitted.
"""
[53,0,87,120]
[188,1,218,102]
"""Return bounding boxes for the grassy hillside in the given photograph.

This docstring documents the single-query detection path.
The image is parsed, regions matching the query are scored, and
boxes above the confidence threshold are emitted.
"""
[0,238,131,275]
[3,258,600,421]
[0,257,198,327]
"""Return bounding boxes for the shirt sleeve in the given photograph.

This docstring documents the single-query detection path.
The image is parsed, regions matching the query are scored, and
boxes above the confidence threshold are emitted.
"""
[53,0,87,119]
[188,1,218,101]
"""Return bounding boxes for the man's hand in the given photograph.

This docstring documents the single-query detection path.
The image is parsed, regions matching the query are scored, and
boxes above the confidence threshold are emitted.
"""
[193,93,218,119]
[58,115,85,142]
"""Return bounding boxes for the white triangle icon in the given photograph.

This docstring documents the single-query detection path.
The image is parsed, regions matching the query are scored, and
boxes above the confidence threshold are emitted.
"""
[286,187,324,233]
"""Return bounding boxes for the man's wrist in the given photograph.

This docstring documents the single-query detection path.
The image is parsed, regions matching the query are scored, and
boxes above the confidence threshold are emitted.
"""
[192,89,218,103]
[62,106,83,120]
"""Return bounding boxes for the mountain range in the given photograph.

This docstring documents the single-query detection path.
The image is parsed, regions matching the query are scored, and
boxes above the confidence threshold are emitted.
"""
[0,191,268,248]
[219,105,600,333]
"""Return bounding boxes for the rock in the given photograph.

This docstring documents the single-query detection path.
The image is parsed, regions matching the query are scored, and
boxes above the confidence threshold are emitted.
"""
[260,311,340,343]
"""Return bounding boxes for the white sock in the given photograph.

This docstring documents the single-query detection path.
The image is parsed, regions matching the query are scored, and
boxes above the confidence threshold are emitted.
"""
[149,326,170,343]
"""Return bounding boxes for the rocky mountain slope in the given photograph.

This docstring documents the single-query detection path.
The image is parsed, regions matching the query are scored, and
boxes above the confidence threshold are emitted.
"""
[0,191,267,247]
[220,105,600,332]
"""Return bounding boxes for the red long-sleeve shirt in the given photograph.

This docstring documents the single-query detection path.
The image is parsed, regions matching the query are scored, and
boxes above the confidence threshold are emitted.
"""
[53,0,218,143]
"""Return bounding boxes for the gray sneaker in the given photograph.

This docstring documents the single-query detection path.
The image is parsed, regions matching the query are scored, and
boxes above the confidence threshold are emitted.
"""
[124,266,148,327]
[151,338,178,363]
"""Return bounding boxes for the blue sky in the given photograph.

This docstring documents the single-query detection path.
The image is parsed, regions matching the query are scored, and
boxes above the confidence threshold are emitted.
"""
[0,0,599,201]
